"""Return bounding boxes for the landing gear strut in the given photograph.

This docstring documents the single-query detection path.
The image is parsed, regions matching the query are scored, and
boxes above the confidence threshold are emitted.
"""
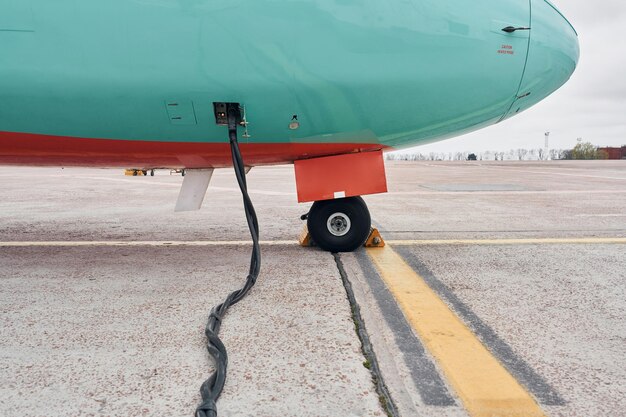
[307,196,371,252]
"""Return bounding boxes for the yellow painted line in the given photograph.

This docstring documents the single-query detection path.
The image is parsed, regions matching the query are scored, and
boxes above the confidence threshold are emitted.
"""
[367,245,546,417]
[0,241,299,247]
[0,237,624,247]
[387,237,626,246]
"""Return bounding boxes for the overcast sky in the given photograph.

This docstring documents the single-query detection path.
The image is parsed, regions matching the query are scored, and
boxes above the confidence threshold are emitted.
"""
[406,0,626,154]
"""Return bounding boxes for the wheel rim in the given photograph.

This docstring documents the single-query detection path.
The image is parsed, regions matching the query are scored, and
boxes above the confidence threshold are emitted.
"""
[327,212,351,237]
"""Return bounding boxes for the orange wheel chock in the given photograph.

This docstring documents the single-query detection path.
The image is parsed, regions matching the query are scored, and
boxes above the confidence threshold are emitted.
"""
[299,225,385,249]
[299,224,313,247]
[364,228,385,248]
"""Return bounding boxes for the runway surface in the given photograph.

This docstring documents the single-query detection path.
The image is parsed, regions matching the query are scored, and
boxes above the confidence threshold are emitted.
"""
[1,161,624,417]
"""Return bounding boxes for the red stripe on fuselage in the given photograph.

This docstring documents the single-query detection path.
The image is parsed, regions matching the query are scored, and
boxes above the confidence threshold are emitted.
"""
[0,131,385,168]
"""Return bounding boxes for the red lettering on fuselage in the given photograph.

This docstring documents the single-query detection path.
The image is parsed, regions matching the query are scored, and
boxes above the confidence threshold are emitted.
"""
[497,44,515,55]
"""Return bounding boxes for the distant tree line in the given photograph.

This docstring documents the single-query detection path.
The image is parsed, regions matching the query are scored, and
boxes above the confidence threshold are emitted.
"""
[386,142,611,161]
[563,142,610,160]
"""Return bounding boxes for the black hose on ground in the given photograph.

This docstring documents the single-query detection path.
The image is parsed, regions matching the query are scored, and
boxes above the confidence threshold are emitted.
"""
[195,106,261,417]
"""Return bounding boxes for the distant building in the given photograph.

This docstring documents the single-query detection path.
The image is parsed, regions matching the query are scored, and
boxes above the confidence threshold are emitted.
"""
[598,146,626,160]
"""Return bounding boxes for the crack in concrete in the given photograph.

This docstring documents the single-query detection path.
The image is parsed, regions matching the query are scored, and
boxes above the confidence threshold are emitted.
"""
[333,253,399,417]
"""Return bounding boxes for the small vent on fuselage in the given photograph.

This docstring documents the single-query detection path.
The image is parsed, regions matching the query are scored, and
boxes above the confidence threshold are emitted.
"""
[165,100,197,125]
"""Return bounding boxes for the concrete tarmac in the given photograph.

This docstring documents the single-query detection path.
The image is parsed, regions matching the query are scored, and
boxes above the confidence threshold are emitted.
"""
[0,161,624,417]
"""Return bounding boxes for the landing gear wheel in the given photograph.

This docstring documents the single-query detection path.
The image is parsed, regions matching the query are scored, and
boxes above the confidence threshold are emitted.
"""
[150,169,155,176]
[307,196,371,252]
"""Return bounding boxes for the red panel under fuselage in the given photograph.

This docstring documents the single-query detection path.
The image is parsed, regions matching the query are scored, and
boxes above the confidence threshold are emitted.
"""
[294,150,388,203]
[0,131,385,168]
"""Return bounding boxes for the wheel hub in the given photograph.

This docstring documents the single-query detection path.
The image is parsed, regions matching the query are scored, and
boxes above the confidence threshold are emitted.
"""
[327,212,351,237]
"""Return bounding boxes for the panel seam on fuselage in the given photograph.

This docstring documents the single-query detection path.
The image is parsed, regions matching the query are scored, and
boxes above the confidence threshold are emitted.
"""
[498,0,533,123]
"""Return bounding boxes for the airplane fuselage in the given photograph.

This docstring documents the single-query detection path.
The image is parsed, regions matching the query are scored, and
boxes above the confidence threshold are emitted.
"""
[0,0,578,168]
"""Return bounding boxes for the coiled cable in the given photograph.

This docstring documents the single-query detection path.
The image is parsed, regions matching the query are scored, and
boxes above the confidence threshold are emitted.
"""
[195,107,261,417]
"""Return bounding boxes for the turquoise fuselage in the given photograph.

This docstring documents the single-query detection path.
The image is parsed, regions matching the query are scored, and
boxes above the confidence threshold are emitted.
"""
[0,0,578,167]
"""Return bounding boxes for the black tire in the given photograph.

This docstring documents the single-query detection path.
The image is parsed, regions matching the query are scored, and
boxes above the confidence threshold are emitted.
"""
[142,170,148,176]
[307,196,371,252]
[132,170,137,176]
[181,169,186,177]
[150,169,155,176]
